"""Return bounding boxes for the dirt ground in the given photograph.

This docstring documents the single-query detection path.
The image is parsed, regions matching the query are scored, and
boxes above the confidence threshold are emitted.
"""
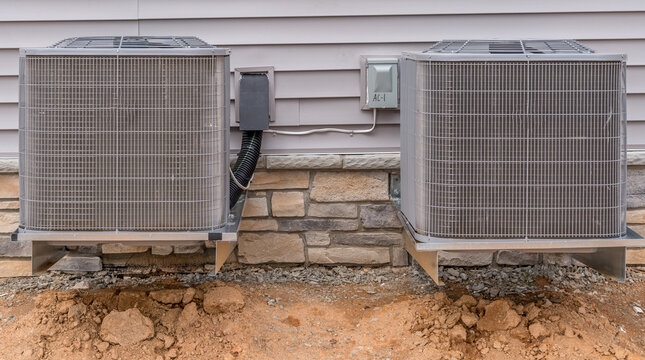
[0,266,643,360]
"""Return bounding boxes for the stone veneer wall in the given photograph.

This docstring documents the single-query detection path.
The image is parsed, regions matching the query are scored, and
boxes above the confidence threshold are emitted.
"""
[1,153,645,275]
[237,153,405,266]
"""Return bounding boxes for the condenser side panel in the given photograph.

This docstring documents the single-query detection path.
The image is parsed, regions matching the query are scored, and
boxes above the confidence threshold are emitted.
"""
[525,60,626,239]
[400,58,418,229]
[218,55,231,229]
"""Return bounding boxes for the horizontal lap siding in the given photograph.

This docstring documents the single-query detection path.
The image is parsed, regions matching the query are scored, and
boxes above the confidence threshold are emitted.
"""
[138,13,645,45]
[0,50,18,75]
[0,21,138,48]
[137,0,645,19]
[4,0,644,22]
[0,0,138,21]
[0,6,644,153]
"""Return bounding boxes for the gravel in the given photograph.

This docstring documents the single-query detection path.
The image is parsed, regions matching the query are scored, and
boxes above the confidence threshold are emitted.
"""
[0,262,643,299]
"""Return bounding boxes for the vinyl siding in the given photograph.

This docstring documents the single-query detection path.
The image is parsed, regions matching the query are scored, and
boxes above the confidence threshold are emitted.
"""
[0,1,644,154]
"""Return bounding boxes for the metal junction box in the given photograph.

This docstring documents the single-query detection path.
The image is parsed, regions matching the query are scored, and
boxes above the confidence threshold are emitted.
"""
[361,57,399,109]
[235,66,275,128]
[238,73,270,131]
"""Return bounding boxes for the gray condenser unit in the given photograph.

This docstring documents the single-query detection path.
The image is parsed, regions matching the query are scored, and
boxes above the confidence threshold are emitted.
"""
[399,40,643,283]
[15,36,241,273]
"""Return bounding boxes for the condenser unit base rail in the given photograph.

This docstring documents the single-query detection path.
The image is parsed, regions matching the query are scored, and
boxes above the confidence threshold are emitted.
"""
[13,197,247,275]
[398,212,644,285]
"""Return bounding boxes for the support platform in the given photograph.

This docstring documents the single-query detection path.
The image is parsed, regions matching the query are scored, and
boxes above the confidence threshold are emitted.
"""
[13,196,246,275]
[398,212,644,285]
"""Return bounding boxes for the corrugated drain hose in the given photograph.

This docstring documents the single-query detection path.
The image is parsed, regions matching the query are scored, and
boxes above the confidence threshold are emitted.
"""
[230,130,263,209]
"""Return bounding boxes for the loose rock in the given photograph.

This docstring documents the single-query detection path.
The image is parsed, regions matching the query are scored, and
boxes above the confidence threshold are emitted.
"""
[528,322,550,339]
[449,324,467,341]
[166,348,178,359]
[578,306,587,314]
[72,281,90,290]
[149,289,184,304]
[203,287,245,314]
[182,288,196,305]
[56,299,75,315]
[95,341,110,353]
[461,311,478,328]
[176,302,199,330]
[100,308,155,346]
[67,303,87,318]
[444,312,461,328]
[563,326,576,338]
[454,295,477,308]
[160,308,182,331]
[477,300,521,331]
[157,333,175,349]
[525,303,540,321]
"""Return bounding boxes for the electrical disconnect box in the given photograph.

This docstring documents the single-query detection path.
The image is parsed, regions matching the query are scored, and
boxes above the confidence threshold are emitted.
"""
[366,58,398,109]
[235,66,274,130]
[238,73,270,131]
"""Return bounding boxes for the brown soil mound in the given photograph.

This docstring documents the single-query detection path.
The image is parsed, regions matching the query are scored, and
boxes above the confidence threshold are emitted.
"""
[0,275,643,359]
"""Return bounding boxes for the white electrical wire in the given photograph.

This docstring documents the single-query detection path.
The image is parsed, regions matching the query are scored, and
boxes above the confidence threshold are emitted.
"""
[231,109,377,190]
[264,108,377,136]
[229,166,253,191]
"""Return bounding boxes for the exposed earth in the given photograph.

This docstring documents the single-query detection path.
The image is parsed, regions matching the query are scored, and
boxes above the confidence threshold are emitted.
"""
[0,264,643,360]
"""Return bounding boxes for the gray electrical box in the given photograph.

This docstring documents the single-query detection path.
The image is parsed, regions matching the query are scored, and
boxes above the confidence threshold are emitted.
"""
[235,66,275,129]
[238,73,270,131]
[366,58,398,109]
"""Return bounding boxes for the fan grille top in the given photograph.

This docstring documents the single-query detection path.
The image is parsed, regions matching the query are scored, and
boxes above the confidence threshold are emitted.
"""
[425,39,593,55]
[400,40,627,240]
[19,39,230,232]
[52,36,214,49]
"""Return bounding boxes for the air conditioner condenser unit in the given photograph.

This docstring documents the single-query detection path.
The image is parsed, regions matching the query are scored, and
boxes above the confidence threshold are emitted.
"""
[398,40,644,284]
[13,36,244,273]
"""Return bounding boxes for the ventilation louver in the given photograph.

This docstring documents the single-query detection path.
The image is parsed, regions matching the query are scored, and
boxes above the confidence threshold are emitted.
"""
[400,40,627,241]
[19,36,230,232]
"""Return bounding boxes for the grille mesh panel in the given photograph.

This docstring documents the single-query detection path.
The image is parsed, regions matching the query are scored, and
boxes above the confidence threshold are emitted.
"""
[401,60,626,239]
[19,55,229,231]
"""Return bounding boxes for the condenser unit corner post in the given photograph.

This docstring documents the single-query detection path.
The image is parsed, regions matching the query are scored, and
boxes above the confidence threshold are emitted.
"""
[398,40,643,285]
[14,36,244,274]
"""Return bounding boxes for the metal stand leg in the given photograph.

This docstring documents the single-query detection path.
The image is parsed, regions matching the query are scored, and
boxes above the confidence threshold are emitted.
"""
[572,247,626,281]
[32,242,67,275]
[215,241,237,274]
[403,228,443,285]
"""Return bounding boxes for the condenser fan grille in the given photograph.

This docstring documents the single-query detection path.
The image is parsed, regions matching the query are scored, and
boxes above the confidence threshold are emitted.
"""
[19,54,229,231]
[425,39,593,54]
[400,51,627,239]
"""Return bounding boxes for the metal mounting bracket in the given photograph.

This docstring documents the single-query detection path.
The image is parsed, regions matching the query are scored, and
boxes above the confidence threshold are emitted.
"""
[403,225,443,285]
[32,242,67,274]
[571,246,627,281]
[214,240,237,274]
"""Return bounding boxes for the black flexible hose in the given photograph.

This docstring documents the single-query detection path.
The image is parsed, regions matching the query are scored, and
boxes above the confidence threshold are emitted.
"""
[230,130,263,209]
